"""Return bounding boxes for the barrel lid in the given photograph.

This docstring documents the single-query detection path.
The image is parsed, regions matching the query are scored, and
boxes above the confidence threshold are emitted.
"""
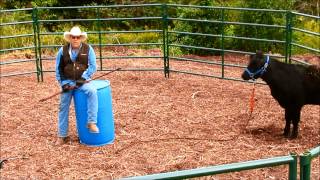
[90,80,110,90]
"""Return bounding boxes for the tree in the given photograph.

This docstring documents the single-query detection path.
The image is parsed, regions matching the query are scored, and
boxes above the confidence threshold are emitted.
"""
[294,0,319,16]
[232,0,294,53]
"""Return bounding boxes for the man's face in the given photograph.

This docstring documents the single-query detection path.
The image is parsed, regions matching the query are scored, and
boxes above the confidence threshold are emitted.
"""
[70,35,81,49]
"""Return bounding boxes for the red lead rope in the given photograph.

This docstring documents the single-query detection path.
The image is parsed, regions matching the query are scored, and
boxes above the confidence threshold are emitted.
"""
[242,81,256,131]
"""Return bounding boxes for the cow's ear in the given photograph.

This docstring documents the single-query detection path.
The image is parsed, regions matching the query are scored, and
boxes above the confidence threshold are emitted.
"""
[249,54,254,60]
[256,50,264,59]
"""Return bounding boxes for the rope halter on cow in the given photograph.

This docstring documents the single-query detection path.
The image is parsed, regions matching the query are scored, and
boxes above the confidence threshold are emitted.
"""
[245,55,270,80]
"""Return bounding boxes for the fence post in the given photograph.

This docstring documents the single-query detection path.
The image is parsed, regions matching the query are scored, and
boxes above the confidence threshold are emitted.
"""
[97,7,103,71]
[285,11,293,64]
[32,7,41,82]
[162,3,169,78]
[300,152,312,180]
[35,7,43,81]
[288,153,297,180]
[220,8,225,79]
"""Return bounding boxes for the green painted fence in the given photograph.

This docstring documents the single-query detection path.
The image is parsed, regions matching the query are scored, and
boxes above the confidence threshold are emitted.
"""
[120,153,298,180]
[121,146,319,179]
[1,4,319,81]
[0,4,319,179]
[122,146,320,180]
[300,146,320,180]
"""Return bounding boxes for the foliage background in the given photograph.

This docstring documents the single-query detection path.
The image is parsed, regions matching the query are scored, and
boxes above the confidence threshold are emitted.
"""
[1,0,319,55]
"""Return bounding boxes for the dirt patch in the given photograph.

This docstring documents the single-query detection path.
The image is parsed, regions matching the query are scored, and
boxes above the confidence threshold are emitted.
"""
[0,50,319,179]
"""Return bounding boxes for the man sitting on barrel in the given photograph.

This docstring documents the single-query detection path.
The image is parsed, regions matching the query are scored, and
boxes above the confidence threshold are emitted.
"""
[55,26,99,145]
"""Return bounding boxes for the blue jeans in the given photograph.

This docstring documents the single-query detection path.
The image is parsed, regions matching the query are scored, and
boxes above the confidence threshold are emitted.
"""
[58,81,98,137]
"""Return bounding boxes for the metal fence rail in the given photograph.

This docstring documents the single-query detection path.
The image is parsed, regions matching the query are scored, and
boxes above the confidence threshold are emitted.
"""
[1,4,319,81]
[1,5,319,179]
[300,146,320,180]
[120,154,298,180]
[120,146,320,179]
[0,8,41,81]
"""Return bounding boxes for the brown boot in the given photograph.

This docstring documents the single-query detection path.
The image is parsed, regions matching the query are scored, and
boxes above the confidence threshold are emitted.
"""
[87,123,99,133]
[55,137,69,145]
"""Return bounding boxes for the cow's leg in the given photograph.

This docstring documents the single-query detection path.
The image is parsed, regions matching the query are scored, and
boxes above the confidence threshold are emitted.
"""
[283,108,291,137]
[290,107,302,139]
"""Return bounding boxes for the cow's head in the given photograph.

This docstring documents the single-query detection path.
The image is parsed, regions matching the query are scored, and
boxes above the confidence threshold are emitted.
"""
[242,50,269,80]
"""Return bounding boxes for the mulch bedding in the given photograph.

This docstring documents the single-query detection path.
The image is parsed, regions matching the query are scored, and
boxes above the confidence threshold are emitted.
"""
[0,49,319,179]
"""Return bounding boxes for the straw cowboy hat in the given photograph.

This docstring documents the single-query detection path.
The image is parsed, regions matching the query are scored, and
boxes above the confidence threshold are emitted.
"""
[64,26,87,42]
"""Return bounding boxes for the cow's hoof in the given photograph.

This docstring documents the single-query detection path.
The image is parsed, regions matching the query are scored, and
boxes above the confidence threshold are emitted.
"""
[289,133,298,139]
[283,132,290,138]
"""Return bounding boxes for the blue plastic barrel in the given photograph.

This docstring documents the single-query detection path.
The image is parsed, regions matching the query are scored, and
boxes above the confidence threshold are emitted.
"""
[74,80,115,146]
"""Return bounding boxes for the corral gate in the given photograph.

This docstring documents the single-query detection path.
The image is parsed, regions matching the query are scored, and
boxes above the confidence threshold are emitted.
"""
[120,146,320,179]
[0,4,319,179]
[1,4,319,81]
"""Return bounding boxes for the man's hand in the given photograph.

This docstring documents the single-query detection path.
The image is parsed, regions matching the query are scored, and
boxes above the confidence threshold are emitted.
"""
[62,84,77,93]
[76,78,87,87]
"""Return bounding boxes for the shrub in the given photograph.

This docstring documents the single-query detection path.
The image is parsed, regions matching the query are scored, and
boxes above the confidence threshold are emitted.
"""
[292,18,320,55]
[171,1,227,55]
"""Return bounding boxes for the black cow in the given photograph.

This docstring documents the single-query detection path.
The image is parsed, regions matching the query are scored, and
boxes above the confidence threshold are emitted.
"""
[242,51,320,138]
